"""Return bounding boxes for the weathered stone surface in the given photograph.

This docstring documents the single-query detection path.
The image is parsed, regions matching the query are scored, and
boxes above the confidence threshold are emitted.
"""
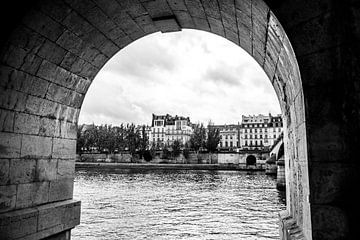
[23,9,65,42]
[37,40,67,65]
[16,181,49,208]
[39,117,60,137]
[0,132,21,158]
[57,159,75,179]
[1,0,359,240]
[0,88,27,112]
[60,121,77,140]
[52,138,76,159]
[36,159,58,182]
[0,185,16,213]
[0,160,10,185]
[0,205,38,238]
[9,159,36,184]
[21,135,52,159]
[0,200,80,239]
[14,112,40,135]
[0,109,14,132]
[49,178,74,202]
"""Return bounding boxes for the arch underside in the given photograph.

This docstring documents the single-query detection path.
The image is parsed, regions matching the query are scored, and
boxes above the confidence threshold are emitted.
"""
[0,0,309,239]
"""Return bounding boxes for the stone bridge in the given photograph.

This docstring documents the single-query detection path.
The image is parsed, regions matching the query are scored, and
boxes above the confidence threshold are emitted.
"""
[0,0,359,239]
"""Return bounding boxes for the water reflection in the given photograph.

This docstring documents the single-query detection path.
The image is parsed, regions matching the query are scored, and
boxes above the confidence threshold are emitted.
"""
[73,169,286,240]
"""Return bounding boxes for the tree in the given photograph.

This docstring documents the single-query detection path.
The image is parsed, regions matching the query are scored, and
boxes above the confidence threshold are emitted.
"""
[138,125,149,159]
[189,123,206,153]
[206,124,221,153]
[76,124,85,153]
[171,140,182,158]
[125,124,141,159]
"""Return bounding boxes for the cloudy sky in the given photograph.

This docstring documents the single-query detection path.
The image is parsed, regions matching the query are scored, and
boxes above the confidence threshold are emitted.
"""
[79,29,281,126]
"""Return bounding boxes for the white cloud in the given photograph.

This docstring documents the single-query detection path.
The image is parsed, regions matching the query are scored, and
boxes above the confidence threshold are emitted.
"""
[79,29,281,126]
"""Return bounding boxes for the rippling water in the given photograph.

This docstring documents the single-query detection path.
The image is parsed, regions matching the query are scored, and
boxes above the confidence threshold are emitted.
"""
[73,169,286,240]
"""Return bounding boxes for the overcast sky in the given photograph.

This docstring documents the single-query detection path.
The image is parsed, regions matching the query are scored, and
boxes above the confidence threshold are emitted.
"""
[79,29,281,126]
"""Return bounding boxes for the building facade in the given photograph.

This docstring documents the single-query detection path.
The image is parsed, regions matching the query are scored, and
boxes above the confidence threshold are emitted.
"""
[149,114,193,147]
[211,114,283,151]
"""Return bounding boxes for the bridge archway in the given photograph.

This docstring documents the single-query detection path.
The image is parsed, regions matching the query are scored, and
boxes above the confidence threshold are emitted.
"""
[0,1,359,239]
[246,154,257,165]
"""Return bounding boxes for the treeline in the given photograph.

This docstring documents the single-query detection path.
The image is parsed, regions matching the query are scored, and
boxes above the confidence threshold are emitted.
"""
[77,122,221,159]
[76,124,148,156]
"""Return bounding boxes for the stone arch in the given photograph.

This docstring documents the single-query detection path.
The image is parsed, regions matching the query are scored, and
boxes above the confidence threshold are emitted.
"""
[2,0,359,239]
[246,154,257,165]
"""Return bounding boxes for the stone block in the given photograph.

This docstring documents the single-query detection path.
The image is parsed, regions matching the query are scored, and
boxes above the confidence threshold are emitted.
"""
[173,10,194,29]
[49,178,74,202]
[57,159,75,179]
[59,106,80,124]
[69,91,84,108]
[70,57,87,76]
[57,30,83,56]
[142,0,173,18]
[0,206,38,238]
[0,88,27,112]
[37,203,64,231]
[8,25,45,54]
[192,17,210,32]
[0,132,21,158]
[0,185,16,213]
[37,40,67,65]
[60,121,77,140]
[224,28,239,46]
[252,0,268,23]
[14,112,41,135]
[36,200,80,238]
[37,0,72,22]
[38,98,61,119]
[1,45,28,69]
[28,76,50,98]
[0,65,13,88]
[39,117,60,137]
[52,138,76,159]
[185,0,206,18]
[202,0,221,19]
[0,109,15,132]
[16,181,49,209]
[21,135,52,159]
[36,159,58,182]
[20,52,43,75]
[60,51,78,72]
[23,9,65,42]
[5,68,25,91]
[167,0,188,11]
[208,17,225,37]
[0,200,79,239]
[46,83,72,106]
[0,159,9,185]
[9,159,36,184]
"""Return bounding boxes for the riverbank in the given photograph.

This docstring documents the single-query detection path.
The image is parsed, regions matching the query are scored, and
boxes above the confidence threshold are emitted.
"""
[75,162,265,171]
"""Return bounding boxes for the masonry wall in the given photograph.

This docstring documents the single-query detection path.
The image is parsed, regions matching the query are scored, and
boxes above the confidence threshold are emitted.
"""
[1,0,359,239]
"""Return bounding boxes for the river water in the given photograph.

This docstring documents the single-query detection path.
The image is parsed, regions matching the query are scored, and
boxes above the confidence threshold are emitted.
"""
[73,169,286,240]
